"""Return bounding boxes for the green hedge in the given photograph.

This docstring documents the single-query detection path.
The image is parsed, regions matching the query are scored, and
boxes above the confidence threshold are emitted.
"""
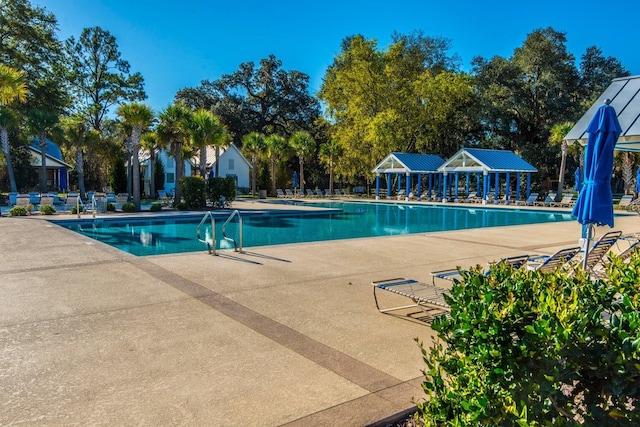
[206,177,236,209]
[417,252,640,426]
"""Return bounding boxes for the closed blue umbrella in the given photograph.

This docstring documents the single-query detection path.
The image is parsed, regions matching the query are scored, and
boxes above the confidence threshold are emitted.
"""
[572,101,621,267]
[635,167,640,194]
[292,171,299,189]
[574,167,582,192]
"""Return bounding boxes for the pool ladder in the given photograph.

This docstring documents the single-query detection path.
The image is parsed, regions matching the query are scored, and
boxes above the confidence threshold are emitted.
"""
[196,210,243,255]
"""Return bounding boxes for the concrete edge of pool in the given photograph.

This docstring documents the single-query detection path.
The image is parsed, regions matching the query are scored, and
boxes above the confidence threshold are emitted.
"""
[1,200,639,425]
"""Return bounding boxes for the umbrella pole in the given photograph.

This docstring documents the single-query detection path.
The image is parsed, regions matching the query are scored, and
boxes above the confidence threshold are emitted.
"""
[583,224,594,269]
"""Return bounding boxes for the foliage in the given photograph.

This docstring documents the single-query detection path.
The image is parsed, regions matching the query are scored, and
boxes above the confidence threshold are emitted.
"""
[175,54,320,145]
[38,204,55,215]
[106,202,115,211]
[157,103,193,204]
[149,202,162,212]
[318,32,476,182]
[70,205,83,214]
[188,108,226,177]
[241,132,266,195]
[180,176,206,209]
[64,26,146,131]
[121,202,136,212]
[206,177,236,209]
[174,201,187,210]
[8,205,28,216]
[417,254,640,426]
[109,155,128,194]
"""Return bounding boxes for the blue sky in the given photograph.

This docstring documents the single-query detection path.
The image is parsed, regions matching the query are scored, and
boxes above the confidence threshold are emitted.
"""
[37,0,640,114]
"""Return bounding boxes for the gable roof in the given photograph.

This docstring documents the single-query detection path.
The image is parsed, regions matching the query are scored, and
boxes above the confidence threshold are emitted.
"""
[372,152,445,174]
[28,139,71,168]
[564,75,640,152]
[439,148,537,173]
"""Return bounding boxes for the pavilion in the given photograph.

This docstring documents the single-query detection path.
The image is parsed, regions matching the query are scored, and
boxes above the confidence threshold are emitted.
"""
[372,152,445,201]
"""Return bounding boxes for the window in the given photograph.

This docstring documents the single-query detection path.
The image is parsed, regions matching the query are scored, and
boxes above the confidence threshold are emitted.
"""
[166,156,175,168]
[166,173,175,184]
[228,158,234,170]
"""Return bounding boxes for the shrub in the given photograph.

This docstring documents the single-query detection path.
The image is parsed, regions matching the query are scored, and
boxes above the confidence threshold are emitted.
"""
[174,201,188,210]
[180,176,206,209]
[149,202,162,212]
[207,177,237,208]
[107,203,115,212]
[39,204,56,215]
[70,205,84,214]
[9,206,28,216]
[417,254,640,426]
[121,202,137,212]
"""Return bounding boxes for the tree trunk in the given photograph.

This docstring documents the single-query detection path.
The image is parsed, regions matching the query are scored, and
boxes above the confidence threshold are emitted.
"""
[270,158,276,195]
[76,147,86,200]
[556,141,567,201]
[215,146,220,178]
[1,127,17,193]
[299,155,305,193]
[131,126,142,209]
[199,148,207,177]
[39,132,47,193]
[251,156,257,195]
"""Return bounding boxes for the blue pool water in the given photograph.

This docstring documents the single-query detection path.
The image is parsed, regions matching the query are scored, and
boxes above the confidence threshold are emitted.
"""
[51,201,575,256]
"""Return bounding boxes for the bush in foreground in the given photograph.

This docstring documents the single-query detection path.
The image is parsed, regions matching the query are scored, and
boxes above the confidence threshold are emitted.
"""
[9,206,28,216]
[39,204,56,215]
[417,252,640,426]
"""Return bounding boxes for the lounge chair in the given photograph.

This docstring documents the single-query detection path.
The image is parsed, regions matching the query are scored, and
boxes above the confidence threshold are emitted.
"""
[334,189,342,197]
[296,189,304,198]
[617,195,633,209]
[324,189,332,197]
[534,193,556,207]
[431,254,530,285]
[516,193,539,206]
[28,192,41,205]
[525,246,581,272]
[40,196,54,206]
[285,189,294,198]
[463,192,478,203]
[116,193,129,210]
[341,189,350,197]
[306,189,315,197]
[315,189,324,197]
[15,194,30,207]
[372,278,451,322]
[550,194,575,207]
[396,189,406,200]
[276,189,285,198]
[157,190,172,206]
[576,230,622,278]
[8,192,18,206]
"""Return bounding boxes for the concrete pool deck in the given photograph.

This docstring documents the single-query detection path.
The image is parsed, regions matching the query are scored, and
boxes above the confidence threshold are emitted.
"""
[1,200,639,426]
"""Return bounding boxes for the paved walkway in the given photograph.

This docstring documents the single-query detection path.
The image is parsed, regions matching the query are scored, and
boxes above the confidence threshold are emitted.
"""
[1,201,638,426]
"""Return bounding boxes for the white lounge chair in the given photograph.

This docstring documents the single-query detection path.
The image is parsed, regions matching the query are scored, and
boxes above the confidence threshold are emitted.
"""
[276,189,285,198]
[372,278,451,322]
[534,193,556,207]
[550,194,575,207]
[430,254,531,285]
[284,189,294,198]
[516,193,539,206]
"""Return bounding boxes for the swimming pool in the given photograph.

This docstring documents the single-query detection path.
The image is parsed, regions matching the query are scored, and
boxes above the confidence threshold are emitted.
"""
[52,201,575,256]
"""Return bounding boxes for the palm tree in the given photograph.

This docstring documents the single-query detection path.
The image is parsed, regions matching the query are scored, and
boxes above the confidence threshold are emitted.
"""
[0,65,27,105]
[157,103,193,205]
[188,109,226,177]
[0,65,28,193]
[117,102,154,210]
[264,134,288,195]
[141,131,164,200]
[27,109,60,194]
[549,122,575,201]
[60,115,100,200]
[320,139,343,194]
[241,132,266,195]
[289,131,315,194]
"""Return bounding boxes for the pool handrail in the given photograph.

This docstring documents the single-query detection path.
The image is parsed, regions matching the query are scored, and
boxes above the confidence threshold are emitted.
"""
[196,211,216,255]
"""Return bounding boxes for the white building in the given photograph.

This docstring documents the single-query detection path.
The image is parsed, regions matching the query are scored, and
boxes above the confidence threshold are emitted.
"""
[141,144,251,197]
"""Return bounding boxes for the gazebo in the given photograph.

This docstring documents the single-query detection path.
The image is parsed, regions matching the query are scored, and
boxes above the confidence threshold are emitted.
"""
[372,152,445,201]
[437,148,537,204]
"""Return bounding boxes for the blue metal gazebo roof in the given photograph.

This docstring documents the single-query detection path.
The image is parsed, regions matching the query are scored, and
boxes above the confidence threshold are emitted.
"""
[439,148,537,173]
[373,152,445,174]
